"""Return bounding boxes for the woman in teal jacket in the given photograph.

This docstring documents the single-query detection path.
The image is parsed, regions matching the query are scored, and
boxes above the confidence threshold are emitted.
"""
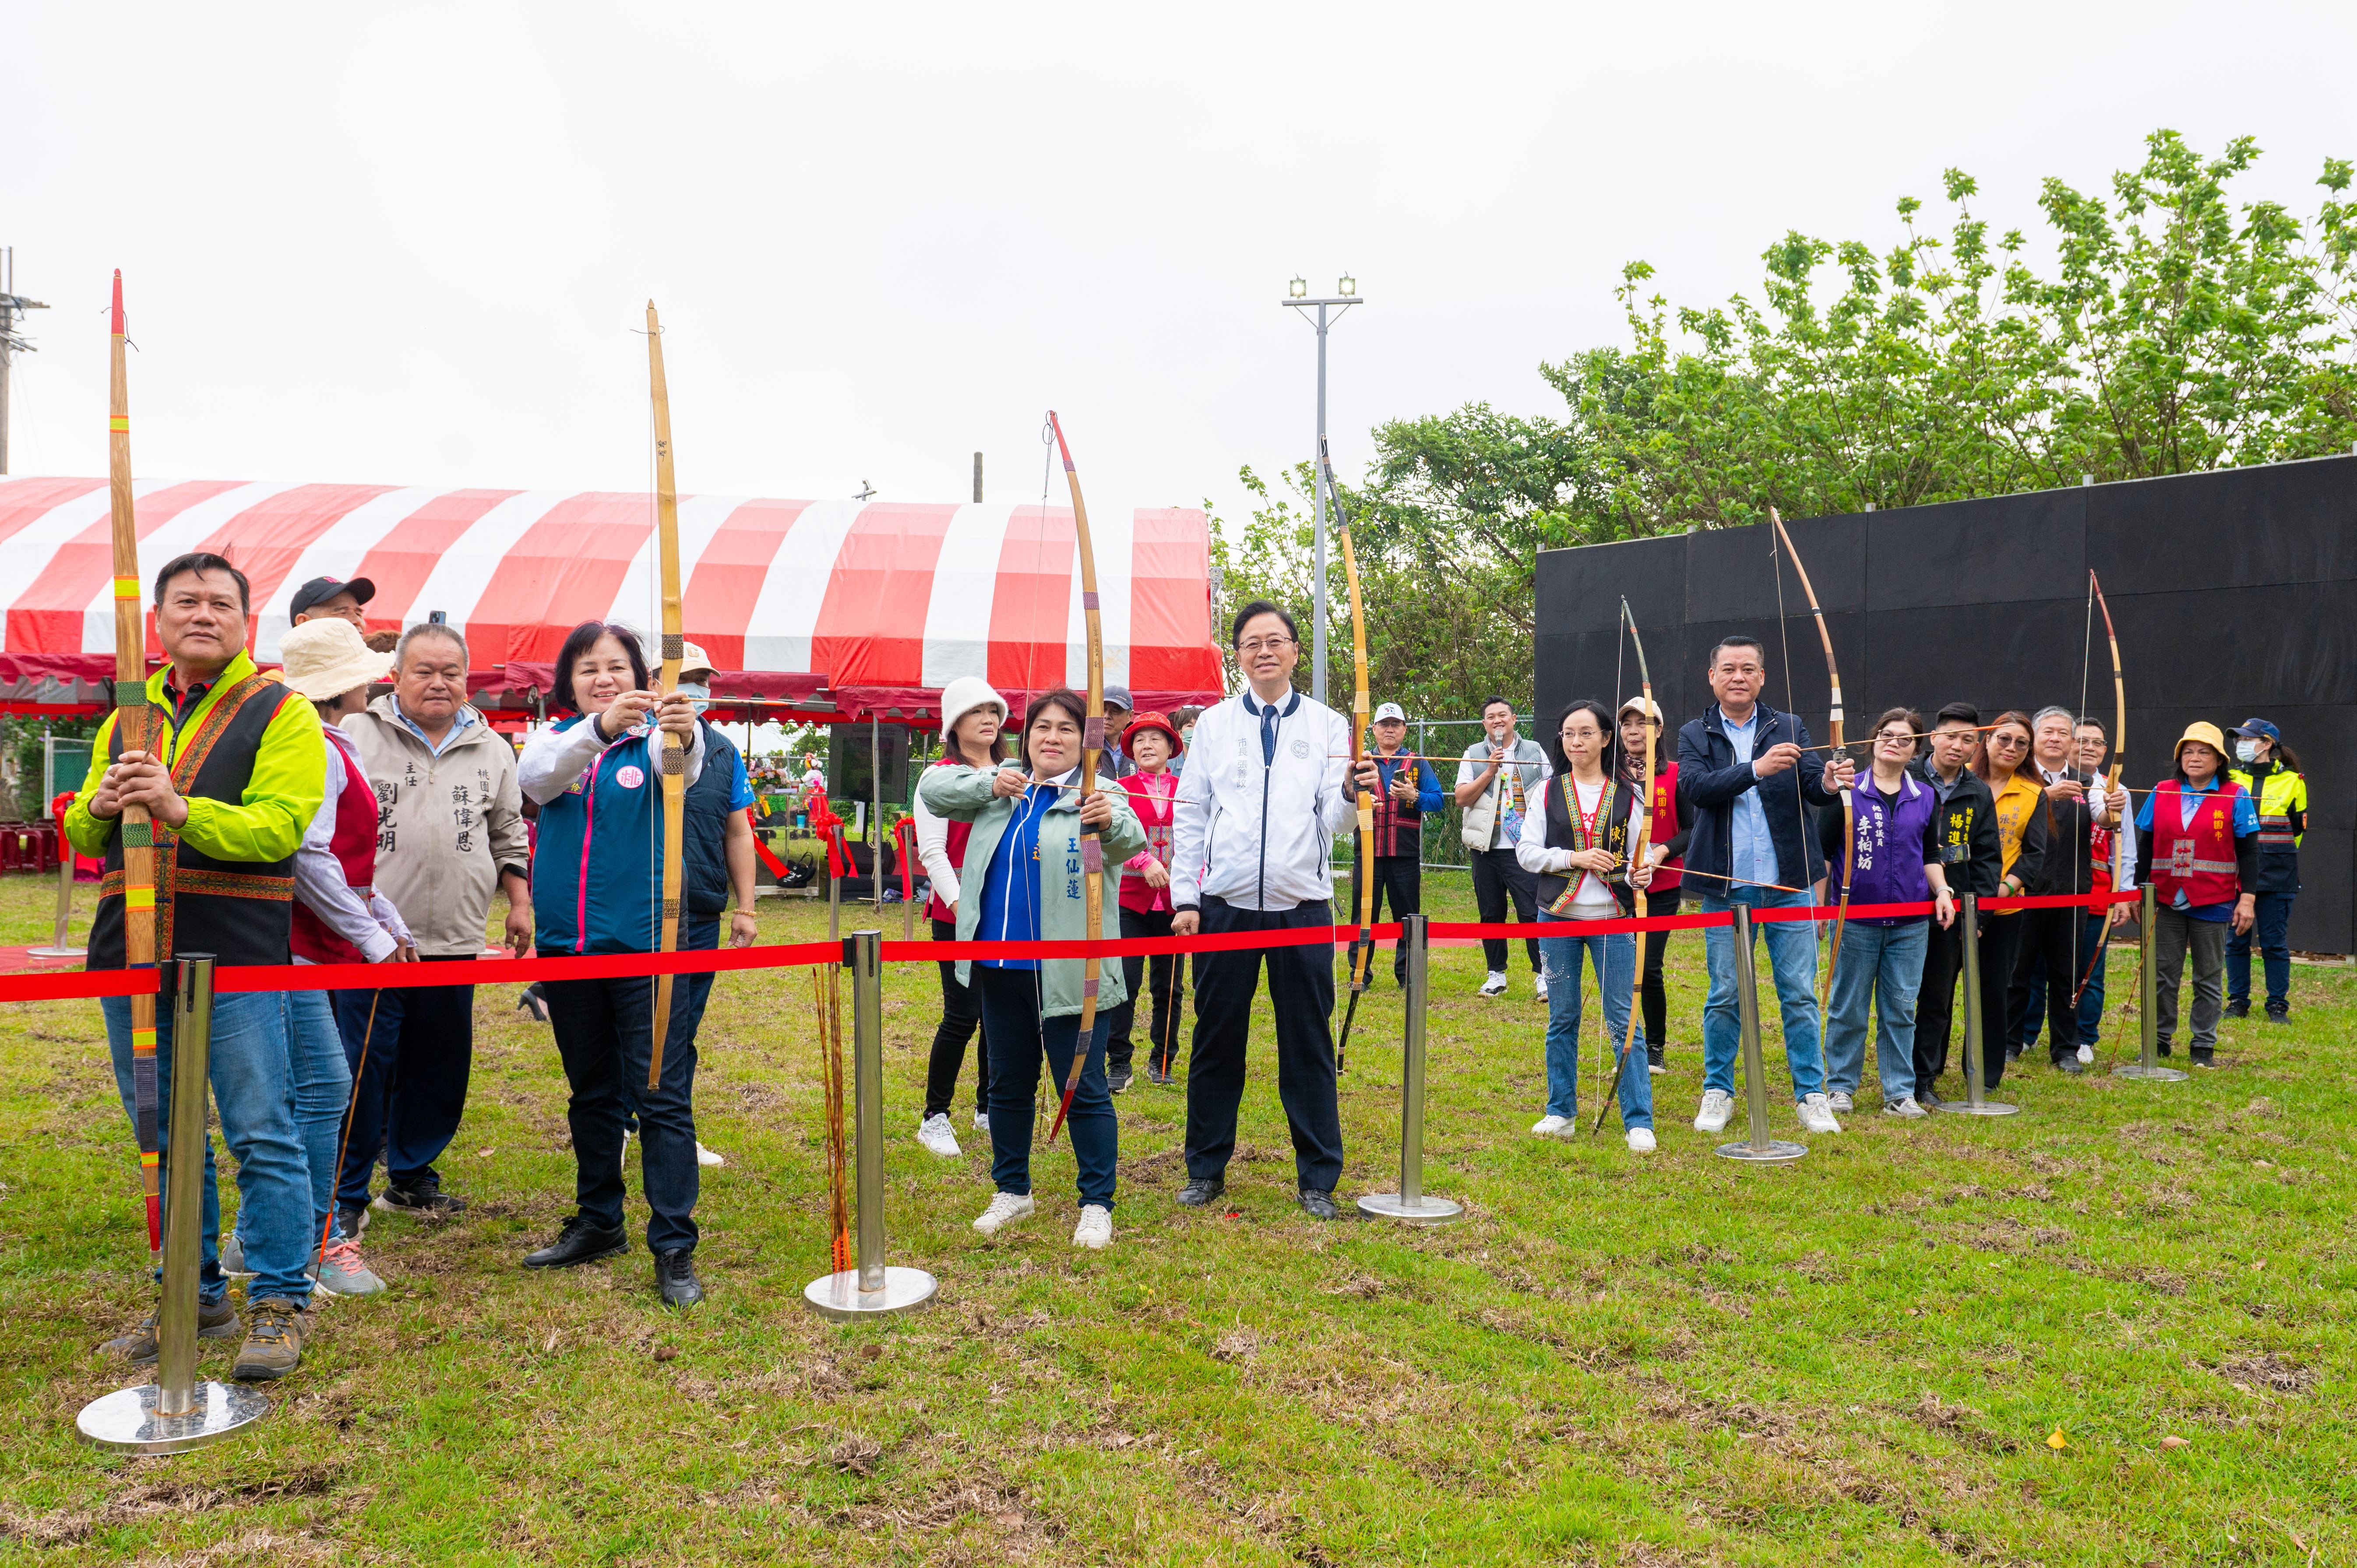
[920,688,1145,1250]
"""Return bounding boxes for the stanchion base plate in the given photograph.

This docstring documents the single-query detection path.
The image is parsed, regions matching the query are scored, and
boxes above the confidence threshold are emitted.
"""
[1932,1099,2019,1117]
[1715,1138,1806,1163]
[76,1379,269,1453]
[1355,1192,1463,1225]
[2114,1063,2190,1082]
[27,946,86,959]
[803,1266,937,1321]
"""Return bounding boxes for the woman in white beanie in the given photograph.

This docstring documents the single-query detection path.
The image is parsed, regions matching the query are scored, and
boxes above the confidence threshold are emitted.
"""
[910,676,1008,1156]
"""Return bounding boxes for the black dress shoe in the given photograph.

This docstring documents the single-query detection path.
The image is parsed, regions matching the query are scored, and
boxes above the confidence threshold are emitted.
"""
[1297,1188,1339,1221]
[1175,1177,1225,1208]
[2054,1056,2085,1074]
[2223,998,2249,1020]
[522,1216,628,1269]
[654,1248,704,1307]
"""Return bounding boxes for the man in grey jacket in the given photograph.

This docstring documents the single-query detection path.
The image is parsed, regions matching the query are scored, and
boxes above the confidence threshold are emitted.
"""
[1455,697,1551,998]
[335,622,532,1226]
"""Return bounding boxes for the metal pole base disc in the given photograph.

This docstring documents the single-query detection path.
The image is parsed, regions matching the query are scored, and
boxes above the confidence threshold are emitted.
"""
[803,1266,937,1321]
[1716,1138,1806,1163]
[2114,1063,2190,1082]
[27,946,86,959]
[1355,1192,1464,1225]
[77,1380,269,1454]
[1933,1099,2020,1117]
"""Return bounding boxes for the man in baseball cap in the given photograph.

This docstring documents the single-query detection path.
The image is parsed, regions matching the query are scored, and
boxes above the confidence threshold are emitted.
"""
[1351,700,1442,989]
[1102,685,1137,779]
[289,576,375,628]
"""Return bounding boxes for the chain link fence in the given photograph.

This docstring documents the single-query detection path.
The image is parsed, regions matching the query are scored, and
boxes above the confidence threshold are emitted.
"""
[1325,717,1529,876]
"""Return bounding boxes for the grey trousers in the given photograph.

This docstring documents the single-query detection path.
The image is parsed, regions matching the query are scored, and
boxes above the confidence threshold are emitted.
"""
[2153,906,2227,1053]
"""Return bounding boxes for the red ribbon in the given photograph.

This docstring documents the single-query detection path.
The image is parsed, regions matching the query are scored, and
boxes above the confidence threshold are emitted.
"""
[893,816,916,904]
[805,788,849,877]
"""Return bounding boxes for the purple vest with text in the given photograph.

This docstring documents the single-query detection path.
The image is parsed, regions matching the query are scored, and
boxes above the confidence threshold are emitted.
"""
[1831,773,1939,925]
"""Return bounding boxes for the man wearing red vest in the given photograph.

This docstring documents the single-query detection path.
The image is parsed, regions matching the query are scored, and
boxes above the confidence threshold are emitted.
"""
[2134,721,2259,1067]
[278,617,412,1297]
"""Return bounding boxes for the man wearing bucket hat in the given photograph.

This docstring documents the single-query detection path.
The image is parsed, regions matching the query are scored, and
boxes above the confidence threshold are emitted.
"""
[1345,702,1442,990]
[2133,721,2260,1067]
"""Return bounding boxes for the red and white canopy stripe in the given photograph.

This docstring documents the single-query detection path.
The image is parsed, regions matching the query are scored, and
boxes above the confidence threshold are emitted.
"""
[0,477,1224,711]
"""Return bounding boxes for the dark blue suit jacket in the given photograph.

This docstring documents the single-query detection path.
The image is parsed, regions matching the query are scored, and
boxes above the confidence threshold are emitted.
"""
[1674,704,1840,891]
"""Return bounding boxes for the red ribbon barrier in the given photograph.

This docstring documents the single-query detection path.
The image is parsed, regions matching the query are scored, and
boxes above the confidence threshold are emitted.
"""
[893,816,916,904]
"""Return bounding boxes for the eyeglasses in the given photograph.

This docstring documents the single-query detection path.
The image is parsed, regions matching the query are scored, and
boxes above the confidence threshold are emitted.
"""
[1990,733,2029,749]
[1236,637,1296,656]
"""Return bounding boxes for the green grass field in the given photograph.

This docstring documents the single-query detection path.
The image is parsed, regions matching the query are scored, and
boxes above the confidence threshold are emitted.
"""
[0,871,2348,1565]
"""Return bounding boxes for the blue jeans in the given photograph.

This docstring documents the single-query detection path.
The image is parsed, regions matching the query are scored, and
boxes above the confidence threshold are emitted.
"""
[1821,919,1928,1103]
[286,984,352,1248]
[2019,913,2111,1049]
[1536,914,1650,1128]
[2226,891,2294,1011]
[102,989,315,1306]
[976,966,1117,1208]
[1698,887,1826,1100]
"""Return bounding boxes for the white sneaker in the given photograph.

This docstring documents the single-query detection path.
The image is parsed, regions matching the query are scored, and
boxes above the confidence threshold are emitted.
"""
[1625,1127,1656,1152]
[695,1141,726,1167]
[972,1111,991,1134]
[1533,972,1550,1001]
[1072,1204,1113,1249]
[1530,1114,1575,1139]
[1883,1097,1927,1119]
[1826,1089,1855,1114]
[2076,1043,2094,1064]
[1694,1088,1735,1133]
[1479,971,1508,998]
[972,1192,1036,1235]
[915,1113,962,1157]
[1798,1093,1843,1134]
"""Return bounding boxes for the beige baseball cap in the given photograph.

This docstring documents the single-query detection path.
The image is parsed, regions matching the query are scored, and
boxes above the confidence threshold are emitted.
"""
[1617,696,1663,721]
[680,641,716,682]
[279,616,395,701]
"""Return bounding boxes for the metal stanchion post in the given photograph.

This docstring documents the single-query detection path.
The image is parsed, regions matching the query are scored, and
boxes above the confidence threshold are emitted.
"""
[1358,914,1461,1223]
[1717,904,1804,1162]
[78,956,269,1451]
[805,930,938,1318]
[30,851,85,958]
[2116,883,2186,1082]
[1936,892,2016,1116]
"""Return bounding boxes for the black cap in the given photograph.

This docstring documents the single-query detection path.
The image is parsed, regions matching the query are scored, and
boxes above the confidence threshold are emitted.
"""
[290,575,376,618]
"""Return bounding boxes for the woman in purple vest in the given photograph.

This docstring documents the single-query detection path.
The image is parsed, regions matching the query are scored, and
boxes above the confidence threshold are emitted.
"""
[1818,707,1957,1118]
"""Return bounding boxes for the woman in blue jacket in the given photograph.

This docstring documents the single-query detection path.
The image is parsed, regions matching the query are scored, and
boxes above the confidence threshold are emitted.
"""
[516,621,708,1306]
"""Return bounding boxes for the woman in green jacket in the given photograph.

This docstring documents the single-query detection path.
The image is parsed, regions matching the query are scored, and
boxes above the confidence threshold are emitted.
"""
[919,688,1145,1250]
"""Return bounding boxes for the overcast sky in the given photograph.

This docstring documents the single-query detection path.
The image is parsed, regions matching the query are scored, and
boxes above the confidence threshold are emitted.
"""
[6,2,2353,533]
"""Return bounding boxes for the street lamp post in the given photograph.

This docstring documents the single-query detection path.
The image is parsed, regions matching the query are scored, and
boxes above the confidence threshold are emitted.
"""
[1281,274,1360,705]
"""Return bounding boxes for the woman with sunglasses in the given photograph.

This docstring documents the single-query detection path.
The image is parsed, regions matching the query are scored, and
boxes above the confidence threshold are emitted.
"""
[1817,708,1956,1117]
[1518,700,1657,1150]
[1970,711,2047,1089]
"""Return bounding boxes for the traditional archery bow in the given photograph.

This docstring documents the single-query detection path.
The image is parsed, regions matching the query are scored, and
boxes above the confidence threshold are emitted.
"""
[2069,570,2128,1011]
[1592,598,1655,1135]
[1319,439,1376,1074]
[644,302,687,1094]
[1043,410,1105,1144]
[108,271,163,1263]
[1766,506,1850,1014]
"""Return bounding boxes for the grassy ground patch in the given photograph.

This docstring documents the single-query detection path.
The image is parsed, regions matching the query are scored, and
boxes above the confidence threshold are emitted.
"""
[0,873,2349,1564]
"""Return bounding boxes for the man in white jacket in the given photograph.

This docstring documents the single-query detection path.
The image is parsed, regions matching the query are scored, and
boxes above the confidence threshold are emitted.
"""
[1169,601,1358,1218]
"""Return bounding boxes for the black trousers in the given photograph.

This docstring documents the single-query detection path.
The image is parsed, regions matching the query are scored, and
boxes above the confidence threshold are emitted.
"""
[1914,907,2022,1095]
[1343,853,1422,988]
[1638,885,1684,1055]
[923,917,988,1118]
[1104,906,1181,1072]
[1469,846,1540,974]
[539,936,705,1257]
[1184,895,1344,1193]
[2008,906,2083,1062]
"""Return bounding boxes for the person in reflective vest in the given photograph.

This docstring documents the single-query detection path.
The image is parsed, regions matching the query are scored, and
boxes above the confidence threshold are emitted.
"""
[2134,722,2259,1067]
[2224,717,2306,1023]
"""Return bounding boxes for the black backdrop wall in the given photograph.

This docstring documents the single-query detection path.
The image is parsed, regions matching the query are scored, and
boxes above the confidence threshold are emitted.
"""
[1533,454,2357,954]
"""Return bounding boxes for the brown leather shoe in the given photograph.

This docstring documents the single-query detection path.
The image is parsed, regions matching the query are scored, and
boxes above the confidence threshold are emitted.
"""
[231,1297,312,1381]
[103,1297,241,1363]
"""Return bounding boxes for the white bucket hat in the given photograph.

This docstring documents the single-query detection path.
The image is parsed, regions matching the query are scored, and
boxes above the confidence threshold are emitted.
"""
[939,675,1009,740]
[280,616,396,701]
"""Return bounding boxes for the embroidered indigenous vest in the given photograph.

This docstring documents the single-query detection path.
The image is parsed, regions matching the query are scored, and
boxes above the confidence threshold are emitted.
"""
[92,669,301,977]
[290,726,379,963]
[1536,773,1625,914]
[1367,753,1426,859]
[2149,778,2244,908]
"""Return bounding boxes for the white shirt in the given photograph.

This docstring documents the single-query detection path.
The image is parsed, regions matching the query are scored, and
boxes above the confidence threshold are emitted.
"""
[1516,774,1619,917]
[913,757,978,909]
[2043,763,2138,889]
[1171,689,1356,913]
[519,709,707,805]
[292,731,412,963]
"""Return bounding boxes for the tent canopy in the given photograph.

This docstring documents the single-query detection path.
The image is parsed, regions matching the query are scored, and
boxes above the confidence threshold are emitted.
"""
[0,477,1226,719]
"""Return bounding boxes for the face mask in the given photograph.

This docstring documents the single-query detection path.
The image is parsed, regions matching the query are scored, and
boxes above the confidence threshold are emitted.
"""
[677,681,711,716]
[2234,739,2258,763]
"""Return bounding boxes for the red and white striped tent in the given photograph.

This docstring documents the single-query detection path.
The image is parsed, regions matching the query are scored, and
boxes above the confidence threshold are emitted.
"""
[0,477,1226,721]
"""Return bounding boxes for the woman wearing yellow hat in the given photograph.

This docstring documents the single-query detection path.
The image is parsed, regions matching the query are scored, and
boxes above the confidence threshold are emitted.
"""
[2132,722,2260,1066]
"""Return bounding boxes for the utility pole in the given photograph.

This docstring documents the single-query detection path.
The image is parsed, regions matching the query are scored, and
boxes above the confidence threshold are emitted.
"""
[1281,274,1361,705]
[0,248,51,476]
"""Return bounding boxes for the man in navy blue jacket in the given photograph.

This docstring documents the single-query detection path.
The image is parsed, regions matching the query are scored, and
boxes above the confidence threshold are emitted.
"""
[1674,635,1852,1137]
